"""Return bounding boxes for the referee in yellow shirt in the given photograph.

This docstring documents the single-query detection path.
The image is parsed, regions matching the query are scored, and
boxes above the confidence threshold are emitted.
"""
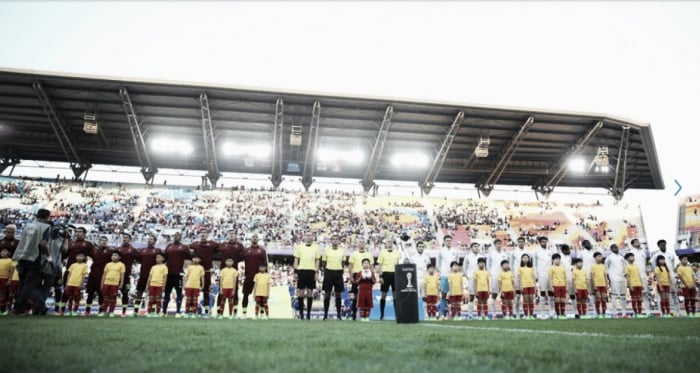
[322,234,346,320]
[378,238,401,320]
[294,232,320,320]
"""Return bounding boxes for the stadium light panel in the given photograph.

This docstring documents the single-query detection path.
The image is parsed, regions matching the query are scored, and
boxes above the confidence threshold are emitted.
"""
[390,152,430,168]
[568,157,586,173]
[151,138,193,155]
[222,142,271,159]
[317,147,365,165]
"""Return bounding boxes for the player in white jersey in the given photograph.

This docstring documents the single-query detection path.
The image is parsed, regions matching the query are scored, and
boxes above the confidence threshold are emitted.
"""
[579,240,596,277]
[651,239,680,314]
[629,238,650,313]
[487,239,511,315]
[560,244,574,302]
[402,241,432,299]
[510,237,527,318]
[462,242,482,317]
[605,244,627,317]
[437,235,457,317]
[533,236,554,315]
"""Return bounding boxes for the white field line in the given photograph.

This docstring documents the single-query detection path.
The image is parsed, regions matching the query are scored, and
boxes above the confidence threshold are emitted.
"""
[421,323,700,342]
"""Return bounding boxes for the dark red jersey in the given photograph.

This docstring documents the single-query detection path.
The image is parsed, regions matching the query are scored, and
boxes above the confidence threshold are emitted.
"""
[190,240,219,270]
[118,244,139,274]
[89,246,114,278]
[218,241,244,267]
[165,242,190,274]
[242,245,267,280]
[0,236,19,256]
[65,239,95,267]
[137,247,164,277]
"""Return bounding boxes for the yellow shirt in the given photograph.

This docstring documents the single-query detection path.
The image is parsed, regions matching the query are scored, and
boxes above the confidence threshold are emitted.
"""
[185,264,205,289]
[572,268,588,290]
[149,264,168,287]
[448,272,463,296]
[11,261,18,281]
[0,258,12,279]
[499,271,515,292]
[103,262,125,286]
[518,267,536,288]
[294,244,320,271]
[66,262,88,287]
[220,267,239,290]
[424,274,440,296]
[474,269,489,293]
[549,265,567,287]
[377,249,401,273]
[625,265,642,287]
[322,247,345,271]
[254,272,271,297]
[678,265,694,288]
[348,251,374,274]
[654,267,671,286]
[591,263,607,287]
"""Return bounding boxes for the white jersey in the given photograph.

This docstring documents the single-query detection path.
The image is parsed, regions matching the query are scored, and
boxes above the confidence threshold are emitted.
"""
[579,250,595,275]
[651,250,679,273]
[404,251,432,280]
[487,249,510,278]
[534,247,553,275]
[630,248,648,282]
[510,248,526,269]
[561,253,573,282]
[462,251,483,278]
[605,252,626,282]
[438,246,456,276]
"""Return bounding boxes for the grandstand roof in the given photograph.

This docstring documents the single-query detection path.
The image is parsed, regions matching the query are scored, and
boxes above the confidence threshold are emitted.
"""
[0,68,663,195]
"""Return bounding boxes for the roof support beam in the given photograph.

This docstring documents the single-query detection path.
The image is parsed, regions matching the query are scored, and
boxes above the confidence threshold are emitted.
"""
[420,111,464,195]
[610,126,631,201]
[535,120,604,197]
[199,92,221,187]
[477,116,534,196]
[301,101,321,191]
[361,106,394,193]
[119,87,157,184]
[271,98,284,188]
[0,148,20,175]
[32,82,91,179]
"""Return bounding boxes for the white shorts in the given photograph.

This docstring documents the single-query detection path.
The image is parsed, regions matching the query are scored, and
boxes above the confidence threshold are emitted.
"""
[537,273,551,293]
[417,277,425,298]
[489,274,500,294]
[610,280,626,296]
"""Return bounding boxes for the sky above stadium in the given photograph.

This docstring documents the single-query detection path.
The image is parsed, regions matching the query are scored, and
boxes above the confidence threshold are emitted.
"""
[1,1,699,248]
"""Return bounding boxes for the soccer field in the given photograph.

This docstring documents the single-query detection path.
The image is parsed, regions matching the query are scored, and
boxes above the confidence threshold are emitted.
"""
[4,318,698,372]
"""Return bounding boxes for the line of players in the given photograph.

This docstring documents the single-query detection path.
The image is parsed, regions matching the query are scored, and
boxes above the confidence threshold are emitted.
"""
[45,227,269,318]
[424,235,698,320]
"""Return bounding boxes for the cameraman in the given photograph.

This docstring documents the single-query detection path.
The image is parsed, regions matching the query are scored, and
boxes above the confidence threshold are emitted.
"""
[12,208,52,315]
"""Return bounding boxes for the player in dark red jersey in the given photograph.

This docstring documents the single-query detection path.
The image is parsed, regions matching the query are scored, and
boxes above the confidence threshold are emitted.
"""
[189,229,219,317]
[216,230,244,314]
[163,231,190,317]
[241,234,268,319]
[84,236,114,315]
[133,234,164,317]
[117,233,138,316]
[0,224,19,256]
[61,227,94,313]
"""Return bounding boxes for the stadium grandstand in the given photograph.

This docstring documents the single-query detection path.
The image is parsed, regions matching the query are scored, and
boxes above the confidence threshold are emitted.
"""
[0,68,670,320]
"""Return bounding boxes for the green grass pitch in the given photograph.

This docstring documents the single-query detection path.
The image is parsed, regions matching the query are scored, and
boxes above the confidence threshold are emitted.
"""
[3,317,698,372]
